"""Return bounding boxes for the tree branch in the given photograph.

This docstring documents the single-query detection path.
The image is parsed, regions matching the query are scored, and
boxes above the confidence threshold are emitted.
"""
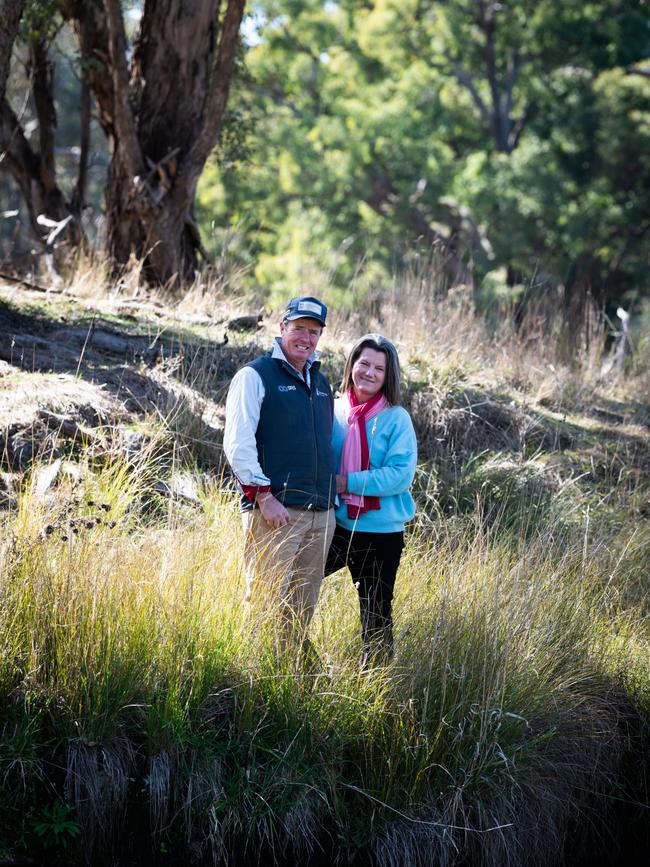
[30,36,57,185]
[0,99,41,217]
[507,107,528,152]
[607,217,650,279]
[449,57,492,127]
[362,163,466,281]
[625,66,650,78]
[103,0,142,178]
[280,24,322,114]
[502,52,520,134]
[0,96,72,241]
[185,0,246,174]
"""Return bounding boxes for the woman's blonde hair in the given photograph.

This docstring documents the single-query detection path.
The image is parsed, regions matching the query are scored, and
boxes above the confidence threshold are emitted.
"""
[340,334,402,405]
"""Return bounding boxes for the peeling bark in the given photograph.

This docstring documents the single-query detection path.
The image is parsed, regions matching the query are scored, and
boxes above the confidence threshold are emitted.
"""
[4,0,244,287]
[60,0,245,288]
[0,0,26,97]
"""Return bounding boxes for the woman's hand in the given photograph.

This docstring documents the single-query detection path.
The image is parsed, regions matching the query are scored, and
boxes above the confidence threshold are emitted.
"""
[336,474,348,494]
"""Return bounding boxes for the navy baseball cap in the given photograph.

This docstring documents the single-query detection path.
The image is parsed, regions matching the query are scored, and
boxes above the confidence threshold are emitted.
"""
[283,296,327,326]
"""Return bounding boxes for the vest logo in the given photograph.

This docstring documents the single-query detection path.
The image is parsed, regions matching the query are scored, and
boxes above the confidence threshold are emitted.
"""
[278,385,297,392]
[316,389,329,397]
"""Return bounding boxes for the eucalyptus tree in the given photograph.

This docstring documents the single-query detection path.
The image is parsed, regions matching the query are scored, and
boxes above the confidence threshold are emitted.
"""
[0,0,25,96]
[1,0,246,287]
[68,0,246,286]
[0,0,81,247]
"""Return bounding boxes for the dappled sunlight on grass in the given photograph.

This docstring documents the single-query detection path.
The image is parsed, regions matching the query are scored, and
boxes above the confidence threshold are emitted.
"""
[1,275,649,863]
[1,454,648,864]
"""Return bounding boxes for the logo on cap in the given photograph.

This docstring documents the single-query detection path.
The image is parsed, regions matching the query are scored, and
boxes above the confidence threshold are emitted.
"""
[297,300,322,316]
[284,296,327,325]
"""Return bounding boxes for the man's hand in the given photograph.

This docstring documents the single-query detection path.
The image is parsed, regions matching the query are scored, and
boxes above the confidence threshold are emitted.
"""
[336,474,348,495]
[257,492,291,528]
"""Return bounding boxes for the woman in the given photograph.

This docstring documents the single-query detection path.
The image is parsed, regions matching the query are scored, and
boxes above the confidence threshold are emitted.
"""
[326,334,417,661]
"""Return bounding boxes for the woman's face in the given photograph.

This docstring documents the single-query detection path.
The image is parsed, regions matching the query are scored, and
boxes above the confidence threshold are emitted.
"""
[351,347,387,403]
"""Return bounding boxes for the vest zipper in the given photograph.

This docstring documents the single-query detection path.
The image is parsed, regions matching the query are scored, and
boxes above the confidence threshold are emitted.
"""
[282,359,321,508]
[310,388,317,509]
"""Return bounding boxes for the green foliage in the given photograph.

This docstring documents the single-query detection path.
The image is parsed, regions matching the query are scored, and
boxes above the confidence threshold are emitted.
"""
[0,438,648,863]
[20,0,61,42]
[197,0,650,310]
[3,0,650,311]
[32,800,80,850]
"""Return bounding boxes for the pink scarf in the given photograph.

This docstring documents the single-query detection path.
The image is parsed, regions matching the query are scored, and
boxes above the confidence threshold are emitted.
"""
[339,388,389,518]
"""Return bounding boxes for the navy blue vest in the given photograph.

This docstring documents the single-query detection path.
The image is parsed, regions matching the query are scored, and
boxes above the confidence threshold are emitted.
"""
[242,354,336,511]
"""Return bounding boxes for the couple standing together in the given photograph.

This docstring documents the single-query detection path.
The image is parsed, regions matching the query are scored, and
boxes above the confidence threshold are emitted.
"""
[224,295,417,661]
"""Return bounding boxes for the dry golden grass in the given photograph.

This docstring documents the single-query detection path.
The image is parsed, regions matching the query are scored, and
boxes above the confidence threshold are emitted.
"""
[0,263,648,864]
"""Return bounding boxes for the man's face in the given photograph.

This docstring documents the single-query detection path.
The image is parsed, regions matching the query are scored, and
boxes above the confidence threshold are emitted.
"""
[280,317,323,370]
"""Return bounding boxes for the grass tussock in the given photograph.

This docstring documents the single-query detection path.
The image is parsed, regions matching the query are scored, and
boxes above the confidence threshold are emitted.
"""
[0,448,648,866]
[1,269,649,864]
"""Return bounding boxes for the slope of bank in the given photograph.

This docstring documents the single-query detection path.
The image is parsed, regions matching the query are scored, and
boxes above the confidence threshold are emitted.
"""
[0,281,648,866]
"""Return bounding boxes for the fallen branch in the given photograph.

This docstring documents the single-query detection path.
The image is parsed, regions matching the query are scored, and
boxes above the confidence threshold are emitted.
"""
[37,409,106,448]
[0,269,57,293]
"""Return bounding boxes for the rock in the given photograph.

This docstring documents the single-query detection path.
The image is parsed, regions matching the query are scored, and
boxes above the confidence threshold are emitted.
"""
[121,429,148,457]
[61,460,84,483]
[37,410,106,448]
[153,472,202,505]
[169,471,202,503]
[4,425,59,471]
[89,329,132,354]
[227,311,263,332]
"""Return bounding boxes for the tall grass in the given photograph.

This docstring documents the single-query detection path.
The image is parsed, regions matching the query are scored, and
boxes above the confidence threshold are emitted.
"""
[1,261,648,863]
[1,452,647,865]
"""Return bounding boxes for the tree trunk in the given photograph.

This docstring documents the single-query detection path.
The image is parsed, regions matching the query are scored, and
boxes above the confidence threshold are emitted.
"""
[564,252,603,341]
[0,0,26,97]
[61,0,116,135]
[62,0,245,289]
[1,8,81,257]
[0,0,65,235]
[0,99,71,237]
[71,62,91,214]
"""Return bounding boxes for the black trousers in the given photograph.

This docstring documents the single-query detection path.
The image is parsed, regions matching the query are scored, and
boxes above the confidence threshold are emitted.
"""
[325,525,404,653]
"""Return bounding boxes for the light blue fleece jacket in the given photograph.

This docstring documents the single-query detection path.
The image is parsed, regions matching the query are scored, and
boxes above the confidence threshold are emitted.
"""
[332,400,417,533]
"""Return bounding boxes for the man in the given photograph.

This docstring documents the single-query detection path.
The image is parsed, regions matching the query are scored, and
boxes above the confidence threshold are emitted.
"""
[224,296,336,641]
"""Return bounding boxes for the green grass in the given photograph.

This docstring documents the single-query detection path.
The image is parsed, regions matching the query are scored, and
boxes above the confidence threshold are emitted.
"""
[0,452,647,865]
[1,277,649,864]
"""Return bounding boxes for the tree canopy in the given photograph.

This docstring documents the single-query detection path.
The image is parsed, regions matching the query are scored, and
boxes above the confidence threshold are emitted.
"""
[196,0,650,314]
[1,0,649,317]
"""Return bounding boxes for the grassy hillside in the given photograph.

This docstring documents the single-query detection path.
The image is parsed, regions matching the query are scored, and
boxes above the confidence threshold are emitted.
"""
[0,277,648,866]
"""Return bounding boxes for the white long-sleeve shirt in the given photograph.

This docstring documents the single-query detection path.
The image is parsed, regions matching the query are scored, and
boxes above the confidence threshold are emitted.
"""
[223,339,318,486]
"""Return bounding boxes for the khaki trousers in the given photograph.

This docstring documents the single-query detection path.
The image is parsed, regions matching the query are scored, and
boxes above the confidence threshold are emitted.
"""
[242,507,335,635]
